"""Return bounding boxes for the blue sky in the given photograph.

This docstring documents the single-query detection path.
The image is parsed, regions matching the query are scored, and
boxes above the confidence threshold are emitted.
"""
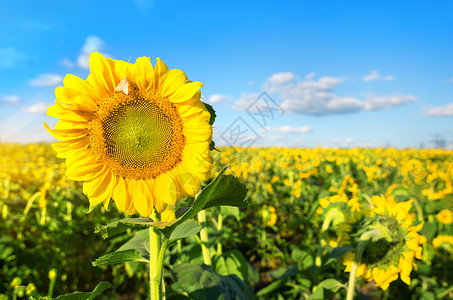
[0,0,452,148]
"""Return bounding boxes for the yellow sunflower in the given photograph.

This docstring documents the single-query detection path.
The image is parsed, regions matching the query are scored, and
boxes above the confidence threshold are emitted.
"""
[340,195,427,290]
[45,52,213,217]
[436,209,453,225]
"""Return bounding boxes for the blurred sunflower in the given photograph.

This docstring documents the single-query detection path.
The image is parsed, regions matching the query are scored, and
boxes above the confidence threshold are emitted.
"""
[432,235,453,256]
[436,209,453,225]
[340,195,427,290]
[45,52,213,217]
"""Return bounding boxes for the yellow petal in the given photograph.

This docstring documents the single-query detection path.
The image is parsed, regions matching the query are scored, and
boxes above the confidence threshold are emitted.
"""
[55,86,97,111]
[44,122,88,141]
[130,57,154,91]
[63,74,103,103]
[177,164,201,197]
[82,168,115,207]
[47,104,94,122]
[159,69,187,97]
[112,176,128,212]
[155,173,179,205]
[132,179,154,217]
[168,81,203,103]
[153,57,169,90]
[88,52,116,97]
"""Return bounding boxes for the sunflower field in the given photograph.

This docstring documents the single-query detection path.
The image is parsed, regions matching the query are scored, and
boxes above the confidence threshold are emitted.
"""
[1,143,452,299]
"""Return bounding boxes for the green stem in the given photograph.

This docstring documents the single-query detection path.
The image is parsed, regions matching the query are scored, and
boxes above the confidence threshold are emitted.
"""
[412,197,424,221]
[346,241,367,300]
[198,210,212,265]
[150,212,161,300]
[155,236,169,300]
[216,213,223,255]
[314,211,335,282]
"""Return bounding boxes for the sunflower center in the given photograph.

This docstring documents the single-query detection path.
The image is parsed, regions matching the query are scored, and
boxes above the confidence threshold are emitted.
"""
[89,81,185,180]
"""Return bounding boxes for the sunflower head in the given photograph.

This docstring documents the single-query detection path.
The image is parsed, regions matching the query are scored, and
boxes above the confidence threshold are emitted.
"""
[437,209,453,225]
[339,194,427,290]
[45,52,214,217]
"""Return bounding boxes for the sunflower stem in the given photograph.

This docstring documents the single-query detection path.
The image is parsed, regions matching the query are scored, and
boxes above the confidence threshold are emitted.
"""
[216,213,223,255]
[346,241,367,300]
[198,210,212,265]
[150,211,162,300]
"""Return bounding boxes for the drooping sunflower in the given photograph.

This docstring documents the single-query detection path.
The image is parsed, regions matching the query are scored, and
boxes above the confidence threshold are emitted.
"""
[45,52,213,217]
[340,194,427,290]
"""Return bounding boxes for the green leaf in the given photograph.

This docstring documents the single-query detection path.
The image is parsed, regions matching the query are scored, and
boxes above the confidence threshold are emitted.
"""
[317,279,345,293]
[198,167,248,211]
[117,229,150,259]
[169,220,201,242]
[214,250,249,282]
[95,218,151,239]
[307,286,324,300]
[329,245,353,259]
[269,264,299,280]
[220,206,240,222]
[92,249,146,267]
[256,279,286,297]
[153,167,248,236]
[202,102,216,125]
[171,263,253,300]
[53,281,111,300]
[420,221,437,240]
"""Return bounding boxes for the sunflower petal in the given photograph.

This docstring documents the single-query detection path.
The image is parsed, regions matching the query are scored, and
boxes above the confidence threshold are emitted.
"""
[89,52,116,97]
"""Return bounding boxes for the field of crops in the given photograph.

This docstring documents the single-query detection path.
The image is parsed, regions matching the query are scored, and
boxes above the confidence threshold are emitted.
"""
[0,144,452,299]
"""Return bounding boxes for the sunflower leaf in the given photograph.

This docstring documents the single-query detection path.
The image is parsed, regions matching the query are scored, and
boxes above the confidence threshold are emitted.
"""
[154,166,248,236]
[92,249,147,266]
[202,102,216,125]
[95,218,150,239]
[52,281,111,300]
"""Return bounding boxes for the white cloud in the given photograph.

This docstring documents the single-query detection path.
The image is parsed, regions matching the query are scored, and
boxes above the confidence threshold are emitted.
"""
[363,94,416,111]
[21,102,49,114]
[29,73,63,87]
[59,58,74,68]
[363,70,395,82]
[232,92,260,111]
[267,72,295,84]
[0,95,20,105]
[0,47,30,68]
[423,102,453,116]
[206,94,230,103]
[246,71,415,115]
[305,72,316,80]
[269,125,313,134]
[77,36,106,69]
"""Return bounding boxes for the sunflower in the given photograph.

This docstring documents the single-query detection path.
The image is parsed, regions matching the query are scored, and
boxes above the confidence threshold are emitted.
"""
[436,209,453,225]
[340,194,427,290]
[432,235,453,256]
[45,52,213,217]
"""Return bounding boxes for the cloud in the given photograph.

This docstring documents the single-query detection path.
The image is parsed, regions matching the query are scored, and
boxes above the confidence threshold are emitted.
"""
[232,93,260,111]
[363,94,416,111]
[269,125,313,134]
[59,58,74,68]
[247,72,416,115]
[0,47,30,68]
[305,72,316,80]
[363,70,395,82]
[0,95,20,105]
[21,102,49,114]
[206,94,230,103]
[77,36,106,69]
[29,73,63,87]
[423,102,453,116]
[267,72,295,84]
[319,137,384,148]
